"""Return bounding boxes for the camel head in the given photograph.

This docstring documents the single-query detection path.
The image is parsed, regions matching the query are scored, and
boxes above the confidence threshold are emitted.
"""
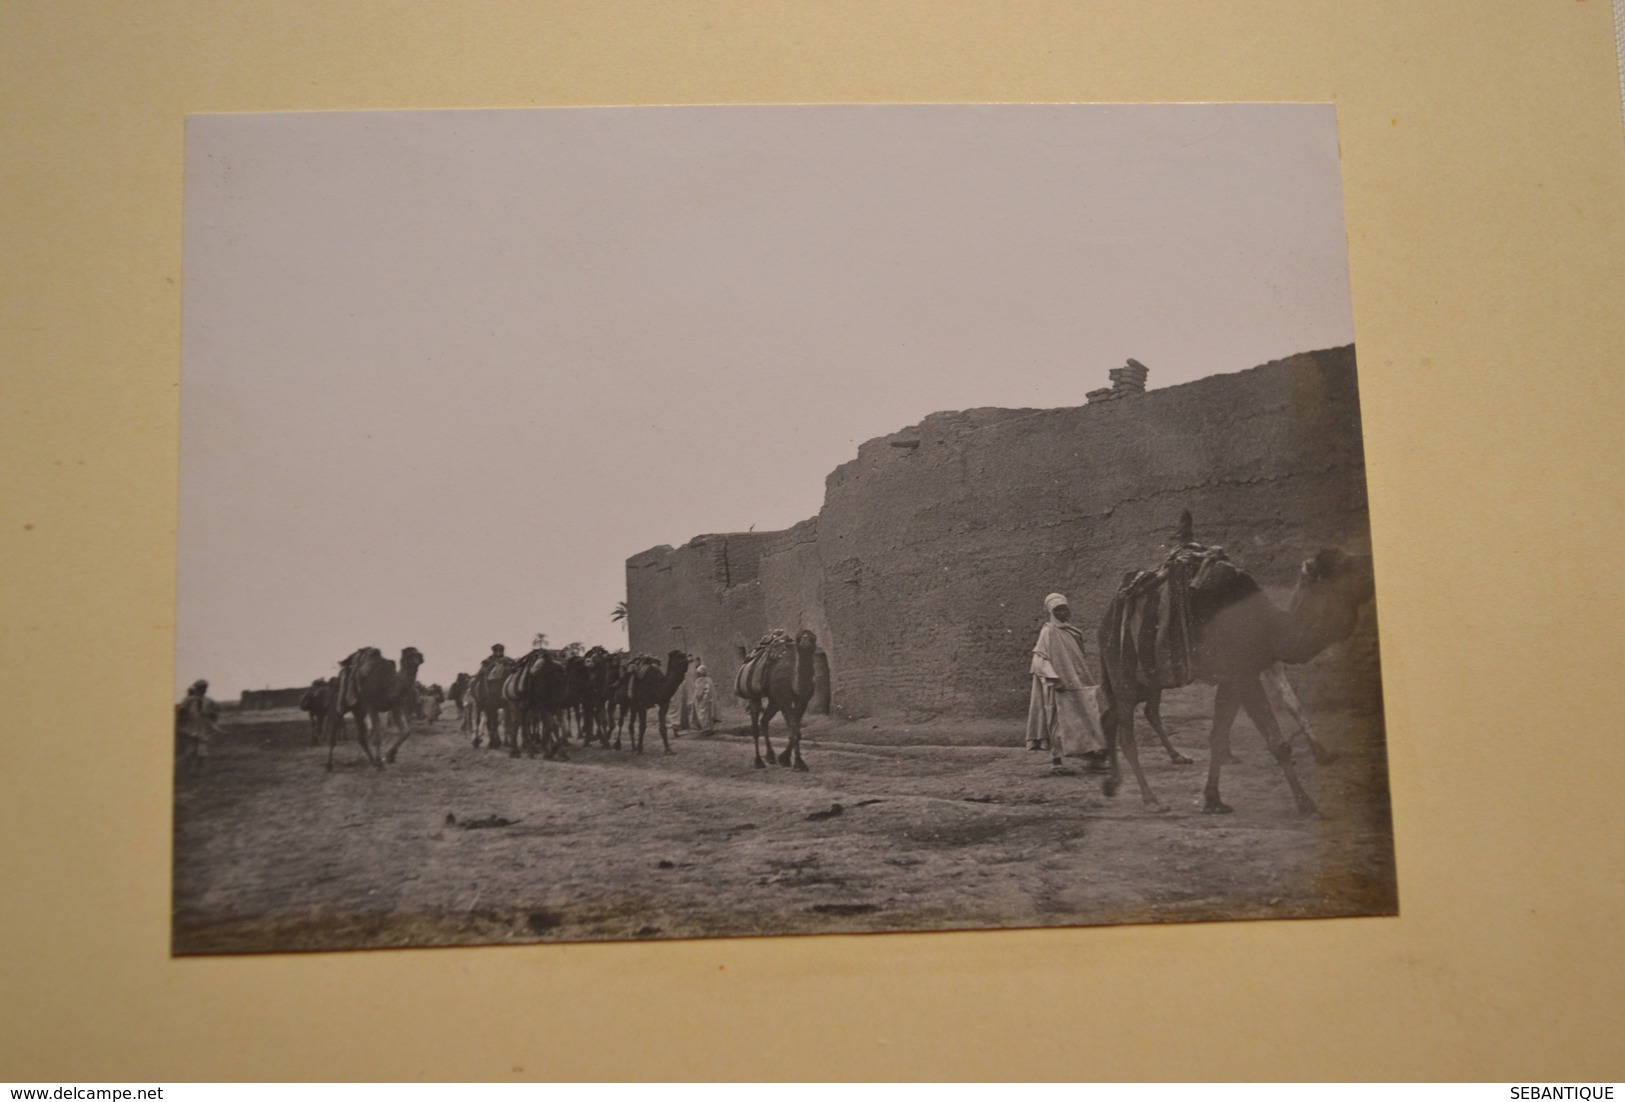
[795,629,818,654]
[665,649,690,679]
[1279,549,1376,661]
[400,646,424,672]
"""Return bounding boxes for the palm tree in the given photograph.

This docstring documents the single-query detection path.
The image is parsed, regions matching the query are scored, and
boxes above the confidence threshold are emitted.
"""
[611,602,628,632]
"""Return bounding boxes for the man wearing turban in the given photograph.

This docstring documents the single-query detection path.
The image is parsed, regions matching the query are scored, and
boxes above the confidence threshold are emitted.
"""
[1025,593,1106,773]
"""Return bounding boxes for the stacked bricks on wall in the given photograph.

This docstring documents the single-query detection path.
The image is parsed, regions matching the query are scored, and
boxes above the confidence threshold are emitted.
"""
[1087,357,1151,404]
[628,346,1375,721]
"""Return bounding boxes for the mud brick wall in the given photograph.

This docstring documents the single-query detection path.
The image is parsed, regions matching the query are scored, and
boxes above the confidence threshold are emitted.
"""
[630,346,1376,720]
[239,687,309,710]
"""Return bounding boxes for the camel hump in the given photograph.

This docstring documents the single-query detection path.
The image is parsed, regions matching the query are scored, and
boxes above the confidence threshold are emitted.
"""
[341,646,382,670]
[736,632,793,698]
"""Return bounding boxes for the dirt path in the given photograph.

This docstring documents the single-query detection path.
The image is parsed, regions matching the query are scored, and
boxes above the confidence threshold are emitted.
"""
[173,700,1396,953]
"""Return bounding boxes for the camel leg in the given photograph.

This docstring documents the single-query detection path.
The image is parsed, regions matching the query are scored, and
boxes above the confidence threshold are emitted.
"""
[367,710,386,769]
[1114,698,1163,811]
[325,712,340,771]
[1141,688,1192,765]
[1238,676,1318,816]
[355,711,382,769]
[1099,690,1121,797]
[350,711,369,767]
[1264,666,1335,765]
[776,704,802,769]
[1202,683,1245,814]
[785,708,808,772]
[760,702,781,766]
[657,702,673,754]
[384,710,413,763]
[552,710,570,760]
[747,702,767,768]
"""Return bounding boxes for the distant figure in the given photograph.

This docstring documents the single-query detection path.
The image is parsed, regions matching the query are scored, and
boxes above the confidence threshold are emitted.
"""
[672,654,697,733]
[470,645,516,751]
[479,644,507,677]
[1025,592,1106,774]
[175,679,223,774]
[424,684,443,724]
[690,663,719,733]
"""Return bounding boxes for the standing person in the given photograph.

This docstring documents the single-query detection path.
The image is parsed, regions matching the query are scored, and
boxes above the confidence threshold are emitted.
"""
[690,663,720,733]
[176,679,224,774]
[1025,593,1106,774]
[672,654,696,734]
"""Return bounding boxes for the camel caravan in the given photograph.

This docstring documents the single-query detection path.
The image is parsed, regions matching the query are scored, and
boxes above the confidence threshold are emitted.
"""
[285,510,1372,817]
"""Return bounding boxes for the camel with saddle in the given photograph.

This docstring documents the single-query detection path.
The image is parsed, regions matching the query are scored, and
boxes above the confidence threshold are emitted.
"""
[616,649,690,754]
[1096,512,1375,814]
[734,628,818,771]
[326,646,424,771]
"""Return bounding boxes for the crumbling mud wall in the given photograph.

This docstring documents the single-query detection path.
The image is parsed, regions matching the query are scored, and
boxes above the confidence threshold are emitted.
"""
[629,346,1377,719]
[239,687,308,710]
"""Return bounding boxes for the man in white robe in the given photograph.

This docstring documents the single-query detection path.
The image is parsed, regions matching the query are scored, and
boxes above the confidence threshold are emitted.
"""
[690,664,720,732]
[1025,592,1106,773]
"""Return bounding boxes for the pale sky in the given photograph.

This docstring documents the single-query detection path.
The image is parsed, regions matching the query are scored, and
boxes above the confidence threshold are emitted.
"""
[178,103,1355,698]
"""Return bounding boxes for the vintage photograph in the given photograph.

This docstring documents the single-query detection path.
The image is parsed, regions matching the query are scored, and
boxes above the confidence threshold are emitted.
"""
[174,103,1394,953]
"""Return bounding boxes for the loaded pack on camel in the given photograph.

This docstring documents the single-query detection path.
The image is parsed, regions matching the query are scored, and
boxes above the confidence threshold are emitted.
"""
[735,629,793,699]
[1096,511,1375,815]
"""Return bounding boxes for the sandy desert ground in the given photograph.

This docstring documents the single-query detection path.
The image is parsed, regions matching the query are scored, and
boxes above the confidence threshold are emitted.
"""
[172,691,1396,954]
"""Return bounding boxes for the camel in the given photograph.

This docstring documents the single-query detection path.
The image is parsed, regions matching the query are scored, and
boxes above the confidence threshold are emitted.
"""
[469,654,516,751]
[1097,533,1375,815]
[326,646,424,771]
[576,646,616,747]
[734,629,818,771]
[298,678,335,745]
[502,649,570,760]
[604,650,632,745]
[448,672,471,723]
[608,653,645,750]
[622,649,690,754]
[560,654,592,746]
